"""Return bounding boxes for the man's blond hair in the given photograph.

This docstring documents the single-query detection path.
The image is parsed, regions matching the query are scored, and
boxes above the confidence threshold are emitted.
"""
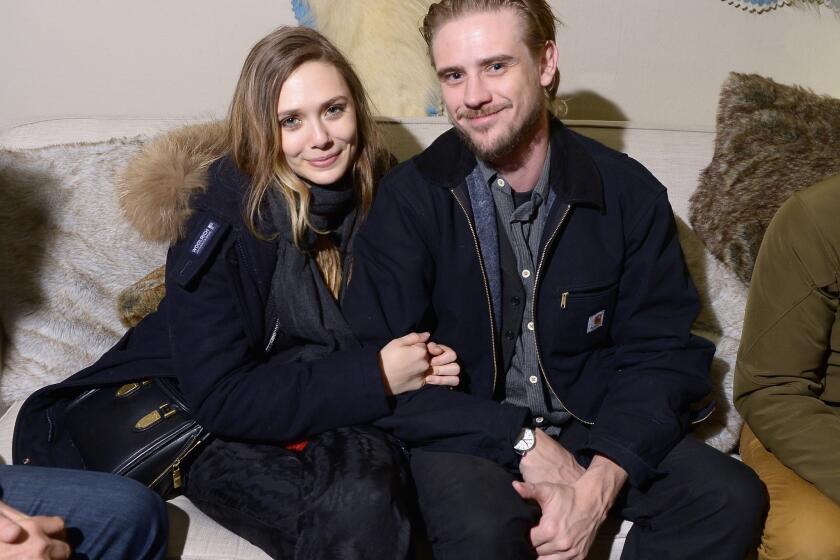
[421,0,561,104]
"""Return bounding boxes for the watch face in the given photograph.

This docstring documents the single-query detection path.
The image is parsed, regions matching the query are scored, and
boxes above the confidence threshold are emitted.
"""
[514,428,535,452]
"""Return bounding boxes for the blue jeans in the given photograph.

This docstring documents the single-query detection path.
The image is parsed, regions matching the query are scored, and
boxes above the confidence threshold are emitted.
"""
[0,465,168,560]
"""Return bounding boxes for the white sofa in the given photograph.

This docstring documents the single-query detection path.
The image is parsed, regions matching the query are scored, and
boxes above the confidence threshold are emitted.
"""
[0,116,746,560]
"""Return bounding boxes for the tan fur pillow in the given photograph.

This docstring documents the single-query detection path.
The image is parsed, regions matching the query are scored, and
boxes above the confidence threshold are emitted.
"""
[689,72,840,284]
[117,266,166,328]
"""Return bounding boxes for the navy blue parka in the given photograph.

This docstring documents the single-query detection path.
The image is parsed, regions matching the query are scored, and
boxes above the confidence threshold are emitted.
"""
[13,157,392,467]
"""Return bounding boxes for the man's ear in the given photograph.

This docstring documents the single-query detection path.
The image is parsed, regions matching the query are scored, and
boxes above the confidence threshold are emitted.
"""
[538,40,559,88]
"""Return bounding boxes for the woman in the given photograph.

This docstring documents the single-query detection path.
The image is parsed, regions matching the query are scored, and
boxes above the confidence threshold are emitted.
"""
[15,26,459,559]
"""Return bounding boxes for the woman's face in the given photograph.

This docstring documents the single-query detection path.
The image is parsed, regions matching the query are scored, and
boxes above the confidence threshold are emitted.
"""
[276,60,358,186]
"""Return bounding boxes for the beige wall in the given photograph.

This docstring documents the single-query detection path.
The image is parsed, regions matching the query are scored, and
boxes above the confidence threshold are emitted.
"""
[2,0,839,131]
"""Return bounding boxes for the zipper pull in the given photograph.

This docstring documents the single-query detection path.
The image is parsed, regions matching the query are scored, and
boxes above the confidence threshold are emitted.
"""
[560,291,568,309]
[172,459,183,489]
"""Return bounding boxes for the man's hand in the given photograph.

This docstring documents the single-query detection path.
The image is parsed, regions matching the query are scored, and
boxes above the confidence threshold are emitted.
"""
[0,501,71,560]
[426,341,461,385]
[519,429,584,486]
[513,455,628,560]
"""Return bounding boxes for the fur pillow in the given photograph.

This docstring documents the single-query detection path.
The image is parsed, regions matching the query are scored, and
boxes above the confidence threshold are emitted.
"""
[117,265,166,328]
[689,72,840,284]
[0,138,166,405]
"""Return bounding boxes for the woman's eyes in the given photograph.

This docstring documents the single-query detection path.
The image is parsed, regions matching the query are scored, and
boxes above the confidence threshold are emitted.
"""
[279,105,346,128]
[280,116,301,129]
[325,104,346,118]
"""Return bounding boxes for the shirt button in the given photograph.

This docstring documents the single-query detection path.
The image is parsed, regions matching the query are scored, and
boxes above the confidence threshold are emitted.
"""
[504,330,515,341]
[535,416,544,424]
[496,178,505,188]
[521,269,531,279]
[529,375,538,384]
[527,321,534,331]
[510,296,521,306]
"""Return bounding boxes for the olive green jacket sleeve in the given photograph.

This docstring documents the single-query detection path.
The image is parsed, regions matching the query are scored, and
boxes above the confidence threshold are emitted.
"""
[734,174,840,506]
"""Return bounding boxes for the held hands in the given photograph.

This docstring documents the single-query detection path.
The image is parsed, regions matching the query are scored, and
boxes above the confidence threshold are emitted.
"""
[379,332,460,396]
[0,501,71,560]
[513,454,628,560]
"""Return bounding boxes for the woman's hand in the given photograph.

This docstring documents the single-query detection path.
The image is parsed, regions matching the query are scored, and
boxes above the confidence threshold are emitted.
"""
[379,333,460,395]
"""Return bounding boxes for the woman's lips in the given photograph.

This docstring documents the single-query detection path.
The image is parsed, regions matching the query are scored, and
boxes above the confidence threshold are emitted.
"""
[307,152,340,168]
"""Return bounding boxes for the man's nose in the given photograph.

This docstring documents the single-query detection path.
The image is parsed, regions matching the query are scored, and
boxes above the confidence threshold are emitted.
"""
[463,76,492,109]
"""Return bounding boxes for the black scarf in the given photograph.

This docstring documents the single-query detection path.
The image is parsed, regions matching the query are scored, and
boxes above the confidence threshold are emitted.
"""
[265,176,360,362]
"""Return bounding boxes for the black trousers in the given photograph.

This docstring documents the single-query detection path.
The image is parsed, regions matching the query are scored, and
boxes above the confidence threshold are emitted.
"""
[184,426,412,560]
[410,422,768,560]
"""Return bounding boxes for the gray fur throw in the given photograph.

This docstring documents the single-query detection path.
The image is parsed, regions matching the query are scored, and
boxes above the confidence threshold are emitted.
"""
[689,72,840,284]
[0,138,166,405]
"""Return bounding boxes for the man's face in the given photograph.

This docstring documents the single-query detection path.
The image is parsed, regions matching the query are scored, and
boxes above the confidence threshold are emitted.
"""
[431,9,556,162]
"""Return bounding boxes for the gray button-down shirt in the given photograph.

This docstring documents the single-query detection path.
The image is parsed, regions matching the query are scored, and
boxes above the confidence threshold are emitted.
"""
[477,149,571,435]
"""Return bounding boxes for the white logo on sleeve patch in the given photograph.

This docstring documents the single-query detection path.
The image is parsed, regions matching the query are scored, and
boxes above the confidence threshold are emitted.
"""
[587,310,605,333]
[191,220,220,255]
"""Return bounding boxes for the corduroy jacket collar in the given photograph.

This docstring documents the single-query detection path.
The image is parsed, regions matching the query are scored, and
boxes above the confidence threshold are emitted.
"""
[413,116,605,211]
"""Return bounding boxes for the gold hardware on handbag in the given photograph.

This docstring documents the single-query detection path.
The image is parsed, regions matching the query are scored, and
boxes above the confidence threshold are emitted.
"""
[62,377,210,499]
[116,380,152,398]
[134,404,178,431]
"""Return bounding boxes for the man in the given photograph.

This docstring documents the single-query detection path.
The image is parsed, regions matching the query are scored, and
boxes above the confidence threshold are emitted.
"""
[345,1,767,558]
[735,174,840,559]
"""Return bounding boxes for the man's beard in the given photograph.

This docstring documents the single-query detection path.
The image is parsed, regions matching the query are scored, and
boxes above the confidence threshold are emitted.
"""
[451,93,545,163]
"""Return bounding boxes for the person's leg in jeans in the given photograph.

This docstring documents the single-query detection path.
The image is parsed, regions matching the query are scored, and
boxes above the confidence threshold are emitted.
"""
[0,465,168,560]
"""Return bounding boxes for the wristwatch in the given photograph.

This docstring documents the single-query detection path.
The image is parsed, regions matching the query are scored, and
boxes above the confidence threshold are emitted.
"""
[513,427,536,456]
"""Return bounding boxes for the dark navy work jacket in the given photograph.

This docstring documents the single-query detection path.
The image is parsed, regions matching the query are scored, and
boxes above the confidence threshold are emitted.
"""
[344,119,715,487]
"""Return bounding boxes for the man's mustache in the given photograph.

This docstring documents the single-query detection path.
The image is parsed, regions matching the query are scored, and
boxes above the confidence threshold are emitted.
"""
[455,103,512,120]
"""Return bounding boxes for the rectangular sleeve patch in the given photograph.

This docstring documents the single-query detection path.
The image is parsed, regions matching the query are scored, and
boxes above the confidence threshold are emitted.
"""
[175,218,230,288]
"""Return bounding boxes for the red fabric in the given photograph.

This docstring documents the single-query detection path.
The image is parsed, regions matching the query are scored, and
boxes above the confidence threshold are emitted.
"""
[285,439,309,452]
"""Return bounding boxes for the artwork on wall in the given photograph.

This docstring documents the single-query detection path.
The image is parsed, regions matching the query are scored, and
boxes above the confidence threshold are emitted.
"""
[723,0,840,12]
[291,0,442,117]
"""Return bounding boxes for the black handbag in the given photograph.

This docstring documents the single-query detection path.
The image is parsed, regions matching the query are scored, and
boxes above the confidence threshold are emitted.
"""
[62,377,210,499]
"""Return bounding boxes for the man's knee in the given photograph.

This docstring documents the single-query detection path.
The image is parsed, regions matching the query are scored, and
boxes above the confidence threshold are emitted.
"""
[702,458,768,526]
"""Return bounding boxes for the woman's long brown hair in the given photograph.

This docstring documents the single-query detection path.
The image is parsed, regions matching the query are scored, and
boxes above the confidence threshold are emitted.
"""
[227,26,390,296]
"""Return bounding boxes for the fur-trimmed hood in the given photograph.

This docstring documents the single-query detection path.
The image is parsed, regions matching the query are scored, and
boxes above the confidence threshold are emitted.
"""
[118,120,228,244]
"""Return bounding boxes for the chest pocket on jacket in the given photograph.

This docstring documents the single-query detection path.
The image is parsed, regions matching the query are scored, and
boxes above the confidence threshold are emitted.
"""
[548,282,618,354]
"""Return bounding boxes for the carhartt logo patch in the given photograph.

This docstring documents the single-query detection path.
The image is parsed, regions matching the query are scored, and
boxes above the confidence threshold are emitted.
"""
[587,310,605,333]
[191,220,220,255]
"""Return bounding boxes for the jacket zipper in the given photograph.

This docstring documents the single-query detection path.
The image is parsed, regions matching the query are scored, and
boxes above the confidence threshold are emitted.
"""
[265,317,281,354]
[531,204,594,425]
[451,189,499,394]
